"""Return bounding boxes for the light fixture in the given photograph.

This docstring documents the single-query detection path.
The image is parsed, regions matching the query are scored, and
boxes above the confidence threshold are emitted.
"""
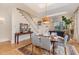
[42,3,50,24]
[42,16,50,24]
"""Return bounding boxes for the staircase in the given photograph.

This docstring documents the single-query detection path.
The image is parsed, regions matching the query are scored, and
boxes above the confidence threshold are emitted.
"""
[16,8,38,33]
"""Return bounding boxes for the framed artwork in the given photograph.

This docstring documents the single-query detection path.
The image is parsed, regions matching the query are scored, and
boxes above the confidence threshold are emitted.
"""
[20,23,28,33]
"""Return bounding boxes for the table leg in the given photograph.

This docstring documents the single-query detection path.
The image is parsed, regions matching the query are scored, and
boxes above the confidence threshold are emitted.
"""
[53,42,55,55]
[17,35,19,44]
[30,33,31,39]
[15,34,16,44]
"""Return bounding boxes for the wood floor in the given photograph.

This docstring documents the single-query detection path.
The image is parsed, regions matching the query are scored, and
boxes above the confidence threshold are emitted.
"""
[0,39,79,55]
[68,39,79,53]
[0,39,31,55]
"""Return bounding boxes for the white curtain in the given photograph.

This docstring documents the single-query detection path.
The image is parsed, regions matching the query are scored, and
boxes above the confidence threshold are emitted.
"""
[74,8,79,41]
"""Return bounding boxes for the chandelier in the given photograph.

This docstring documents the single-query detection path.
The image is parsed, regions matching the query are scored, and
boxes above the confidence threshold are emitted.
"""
[42,3,50,24]
[42,16,50,24]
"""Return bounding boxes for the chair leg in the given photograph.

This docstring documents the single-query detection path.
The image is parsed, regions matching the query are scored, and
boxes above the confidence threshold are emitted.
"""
[64,47,67,55]
[49,50,51,55]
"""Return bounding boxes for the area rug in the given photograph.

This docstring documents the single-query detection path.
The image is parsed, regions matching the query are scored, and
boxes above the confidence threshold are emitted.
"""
[18,43,78,55]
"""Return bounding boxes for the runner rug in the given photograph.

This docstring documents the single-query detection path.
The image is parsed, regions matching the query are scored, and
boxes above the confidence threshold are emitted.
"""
[18,44,78,55]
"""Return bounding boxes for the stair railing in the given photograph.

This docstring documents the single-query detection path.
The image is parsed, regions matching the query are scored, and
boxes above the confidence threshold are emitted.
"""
[17,8,38,33]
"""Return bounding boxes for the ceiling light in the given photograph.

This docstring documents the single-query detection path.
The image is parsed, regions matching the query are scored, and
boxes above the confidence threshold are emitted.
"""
[42,4,50,24]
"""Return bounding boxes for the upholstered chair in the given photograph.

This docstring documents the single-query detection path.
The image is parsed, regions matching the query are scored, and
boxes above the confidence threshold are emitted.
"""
[31,33,53,54]
[40,36,53,54]
[31,33,41,47]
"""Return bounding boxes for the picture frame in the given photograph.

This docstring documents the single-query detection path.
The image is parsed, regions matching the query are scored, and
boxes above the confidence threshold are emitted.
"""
[20,23,28,33]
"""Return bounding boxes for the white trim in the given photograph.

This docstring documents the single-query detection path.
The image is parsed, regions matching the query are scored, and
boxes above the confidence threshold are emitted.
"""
[0,38,10,42]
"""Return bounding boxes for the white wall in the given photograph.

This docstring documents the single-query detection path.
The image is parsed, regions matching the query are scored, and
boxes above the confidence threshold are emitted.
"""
[0,4,37,43]
[0,4,47,43]
[11,8,31,43]
[74,8,79,41]
[0,6,12,42]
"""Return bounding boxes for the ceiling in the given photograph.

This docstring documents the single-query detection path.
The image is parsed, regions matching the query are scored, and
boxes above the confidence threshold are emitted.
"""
[24,3,53,13]
[0,3,79,18]
[24,3,79,17]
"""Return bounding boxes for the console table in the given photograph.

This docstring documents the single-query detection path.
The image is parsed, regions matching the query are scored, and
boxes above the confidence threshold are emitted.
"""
[15,31,33,44]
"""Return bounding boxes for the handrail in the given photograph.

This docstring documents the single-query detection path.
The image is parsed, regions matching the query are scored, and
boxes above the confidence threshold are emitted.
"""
[17,8,33,21]
[16,8,38,33]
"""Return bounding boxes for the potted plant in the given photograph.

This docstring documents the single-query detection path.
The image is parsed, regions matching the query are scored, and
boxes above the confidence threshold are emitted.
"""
[62,16,72,30]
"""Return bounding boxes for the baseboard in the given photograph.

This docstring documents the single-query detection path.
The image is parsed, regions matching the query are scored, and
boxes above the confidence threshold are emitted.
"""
[11,38,30,44]
[0,38,10,42]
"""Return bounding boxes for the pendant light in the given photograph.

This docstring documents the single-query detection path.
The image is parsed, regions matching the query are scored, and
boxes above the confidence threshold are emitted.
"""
[42,3,50,24]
